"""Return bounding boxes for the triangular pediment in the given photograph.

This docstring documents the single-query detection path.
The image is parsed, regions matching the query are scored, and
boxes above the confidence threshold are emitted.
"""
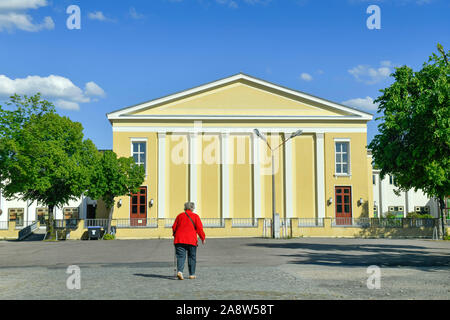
[107,74,372,121]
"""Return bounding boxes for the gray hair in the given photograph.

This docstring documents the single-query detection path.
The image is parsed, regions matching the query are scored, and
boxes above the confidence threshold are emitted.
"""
[184,202,195,211]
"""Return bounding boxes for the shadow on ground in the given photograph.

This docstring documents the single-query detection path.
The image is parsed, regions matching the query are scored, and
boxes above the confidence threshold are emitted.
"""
[133,273,177,280]
[246,242,450,269]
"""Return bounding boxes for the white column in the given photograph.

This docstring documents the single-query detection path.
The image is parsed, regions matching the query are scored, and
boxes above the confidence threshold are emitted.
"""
[284,131,294,219]
[252,132,262,219]
[157,132,166,219]
[189,132,198,206]
[316,133,326,219]
[221,133,230,219]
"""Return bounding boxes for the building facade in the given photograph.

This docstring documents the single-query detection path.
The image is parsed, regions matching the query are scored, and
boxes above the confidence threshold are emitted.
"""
[107,73,374,228]
[372,169,440,218]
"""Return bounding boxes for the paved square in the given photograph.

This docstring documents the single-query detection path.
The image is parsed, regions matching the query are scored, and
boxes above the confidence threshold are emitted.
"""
[0,238,449,300]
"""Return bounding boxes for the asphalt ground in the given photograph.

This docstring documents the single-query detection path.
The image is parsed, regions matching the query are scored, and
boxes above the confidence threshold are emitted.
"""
[0,237,449,300]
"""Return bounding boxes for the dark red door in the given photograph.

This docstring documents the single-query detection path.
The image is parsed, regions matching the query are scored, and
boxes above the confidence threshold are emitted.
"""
[335,187,352,225]
[130,187,147,226]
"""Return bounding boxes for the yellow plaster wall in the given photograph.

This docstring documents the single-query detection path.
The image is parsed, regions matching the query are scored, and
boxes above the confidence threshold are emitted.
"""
[131,82,351,117]
[166,133,189,218]
[112,131,158,219]
[197,134,221,218]
[323,133,371,219]
[293,134,316,218]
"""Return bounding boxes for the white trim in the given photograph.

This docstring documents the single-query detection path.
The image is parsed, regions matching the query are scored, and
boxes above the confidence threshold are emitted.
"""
[334,138,351,176]
[107,73,373,120]
[130,138,148,175]
[114,126,367,134]
[189,133,198,206]
[109,115,370,121]
[221,133,230,219]
[316,133,326,219]
[285,133,294,219]
[252,132,262,219]
[157,133,166,219]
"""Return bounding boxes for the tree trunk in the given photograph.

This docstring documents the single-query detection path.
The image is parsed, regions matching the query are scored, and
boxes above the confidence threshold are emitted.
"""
[47,205,55,240]
[106,206,114,235]
[439,197,446,239]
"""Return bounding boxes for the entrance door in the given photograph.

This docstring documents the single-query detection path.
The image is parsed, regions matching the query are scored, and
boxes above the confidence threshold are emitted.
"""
[335,186,352,225]
[86,205,96,220]
[130,187,147,226]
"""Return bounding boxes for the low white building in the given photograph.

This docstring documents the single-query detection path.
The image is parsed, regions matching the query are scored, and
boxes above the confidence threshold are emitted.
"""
[372,169,440,218]
[0,191,97,230]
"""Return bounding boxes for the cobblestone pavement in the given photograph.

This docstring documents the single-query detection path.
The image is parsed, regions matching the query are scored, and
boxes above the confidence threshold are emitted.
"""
[0,238,449,300]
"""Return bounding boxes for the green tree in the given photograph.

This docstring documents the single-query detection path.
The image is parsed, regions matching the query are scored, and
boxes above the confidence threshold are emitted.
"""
[0,94,55,189]
[86,150,145,235]
[369,44,450,237]
[1,104,98,239]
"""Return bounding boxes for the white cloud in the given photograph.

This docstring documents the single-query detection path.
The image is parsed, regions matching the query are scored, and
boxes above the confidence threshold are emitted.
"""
[129,7,145,20]
[0,0,48,11]
[88,11,106,21]
[0,13,53,32]
[342,96,379,111]
[54,100,80,111]
[216,0,238,8]
[0,75,106,111]
[85,81,106,98]
[300,73,313,82]
[0,0,54,32]
[348,61,392,85]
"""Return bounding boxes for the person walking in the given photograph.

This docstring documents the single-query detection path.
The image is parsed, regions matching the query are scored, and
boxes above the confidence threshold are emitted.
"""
[172,202,206,280]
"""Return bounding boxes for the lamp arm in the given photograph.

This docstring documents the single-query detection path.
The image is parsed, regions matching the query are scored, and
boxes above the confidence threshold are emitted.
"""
[273,137,292,152]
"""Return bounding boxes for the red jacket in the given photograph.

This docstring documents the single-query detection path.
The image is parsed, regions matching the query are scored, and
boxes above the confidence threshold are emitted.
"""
[172,210,206,246]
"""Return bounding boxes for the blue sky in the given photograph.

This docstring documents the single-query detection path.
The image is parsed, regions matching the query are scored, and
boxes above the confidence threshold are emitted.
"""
[0,0,448,149]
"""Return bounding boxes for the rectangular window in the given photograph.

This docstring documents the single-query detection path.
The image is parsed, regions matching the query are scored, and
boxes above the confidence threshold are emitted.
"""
[373,175,376,185]
[132,141,147,173]
[335,141,350,175]
[389,175,397,186]
[9,208,24,227]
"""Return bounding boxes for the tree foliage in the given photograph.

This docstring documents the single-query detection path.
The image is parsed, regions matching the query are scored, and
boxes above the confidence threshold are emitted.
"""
[369,44,449,200]
[0,94,55,189]
[86,150,145,234]
[0,94,97,238]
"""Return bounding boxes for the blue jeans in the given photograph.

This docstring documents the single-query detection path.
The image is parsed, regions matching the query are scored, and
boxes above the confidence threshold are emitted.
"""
[175,244,197,276]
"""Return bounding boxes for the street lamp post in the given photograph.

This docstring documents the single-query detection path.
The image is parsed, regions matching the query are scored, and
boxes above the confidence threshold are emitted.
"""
[254,129,303,238]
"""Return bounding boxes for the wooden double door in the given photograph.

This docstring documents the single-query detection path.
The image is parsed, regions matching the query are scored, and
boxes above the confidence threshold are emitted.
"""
[335,186,352,225]
[130,186,147,226]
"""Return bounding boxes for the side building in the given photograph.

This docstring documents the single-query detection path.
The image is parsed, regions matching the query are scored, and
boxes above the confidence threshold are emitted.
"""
[372,169,440,218]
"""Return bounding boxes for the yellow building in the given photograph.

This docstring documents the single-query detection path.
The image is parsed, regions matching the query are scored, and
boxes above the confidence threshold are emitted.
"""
[106,73,374,237]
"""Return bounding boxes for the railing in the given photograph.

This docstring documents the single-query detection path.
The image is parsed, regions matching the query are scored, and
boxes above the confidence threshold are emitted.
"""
[53,219,80,229]
[405,218,436,228]
[116,218,158,228]
[232,218,258,227]
[202,218,225,228]
[165,219,175,228]
[0,221,8,230]
[263,219,272,238]
[18,221,39,240]
[280,218,291,238]
[85,219,109,229]
[331,218,371,227]
[298,218,325,227]
[370,218,403,228]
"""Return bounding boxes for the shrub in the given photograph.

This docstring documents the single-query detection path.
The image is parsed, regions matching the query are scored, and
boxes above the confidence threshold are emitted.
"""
[103,233,115,240]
